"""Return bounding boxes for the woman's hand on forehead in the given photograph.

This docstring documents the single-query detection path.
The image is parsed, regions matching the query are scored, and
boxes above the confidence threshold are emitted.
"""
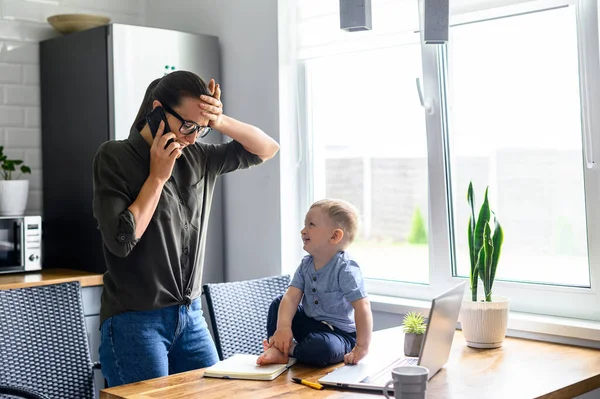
[200,78,223,128]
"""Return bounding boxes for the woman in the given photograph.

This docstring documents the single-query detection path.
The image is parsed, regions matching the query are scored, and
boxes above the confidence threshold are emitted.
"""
[92,71,279,387]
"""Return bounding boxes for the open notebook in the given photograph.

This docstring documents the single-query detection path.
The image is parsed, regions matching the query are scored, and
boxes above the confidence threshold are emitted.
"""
[203,354,297,381]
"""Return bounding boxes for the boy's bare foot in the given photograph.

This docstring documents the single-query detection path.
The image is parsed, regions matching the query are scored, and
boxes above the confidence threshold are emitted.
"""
[256,346,289,365]
[261,338,271,352]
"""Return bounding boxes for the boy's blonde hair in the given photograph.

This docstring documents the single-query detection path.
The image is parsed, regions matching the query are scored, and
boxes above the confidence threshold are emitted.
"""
[310,199,359,246]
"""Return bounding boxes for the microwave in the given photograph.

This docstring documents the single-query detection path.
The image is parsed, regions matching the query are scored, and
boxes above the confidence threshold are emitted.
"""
[0,216,42,275]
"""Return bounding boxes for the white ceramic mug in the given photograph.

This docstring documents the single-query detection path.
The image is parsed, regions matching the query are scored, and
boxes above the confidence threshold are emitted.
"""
[383,365,429,399]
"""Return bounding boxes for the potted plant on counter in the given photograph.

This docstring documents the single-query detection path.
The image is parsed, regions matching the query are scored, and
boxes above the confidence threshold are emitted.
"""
[0,146,31,216]
[460,181,509,349]
[402,311,427,357]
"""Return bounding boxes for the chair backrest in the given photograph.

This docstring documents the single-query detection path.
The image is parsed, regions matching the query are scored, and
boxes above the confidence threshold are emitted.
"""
[203,275,290,360]
[0,385,51,399]
[0,282,95,399]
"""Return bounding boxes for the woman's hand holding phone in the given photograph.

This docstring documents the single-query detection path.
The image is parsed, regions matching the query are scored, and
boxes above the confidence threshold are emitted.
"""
[149,120,182,184]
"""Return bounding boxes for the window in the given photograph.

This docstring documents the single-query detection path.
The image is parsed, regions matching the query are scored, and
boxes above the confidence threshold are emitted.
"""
[297,0,600,321]
[449,6,590,288]
[307,43,430,285]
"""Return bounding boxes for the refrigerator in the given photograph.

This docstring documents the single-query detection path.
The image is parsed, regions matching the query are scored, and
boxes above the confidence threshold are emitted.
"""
[40,24,224,277]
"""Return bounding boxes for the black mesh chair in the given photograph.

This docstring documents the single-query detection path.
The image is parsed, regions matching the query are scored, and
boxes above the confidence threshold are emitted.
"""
[0,385,51,399]
[0,282,97,399]
[203,275,290,360]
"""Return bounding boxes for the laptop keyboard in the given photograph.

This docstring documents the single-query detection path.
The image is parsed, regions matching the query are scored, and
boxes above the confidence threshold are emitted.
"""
[360,357,418,386]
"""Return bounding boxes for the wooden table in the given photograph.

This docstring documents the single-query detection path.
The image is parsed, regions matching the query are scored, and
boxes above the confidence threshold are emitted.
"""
[100,327,600,399]
[0,268,103,290]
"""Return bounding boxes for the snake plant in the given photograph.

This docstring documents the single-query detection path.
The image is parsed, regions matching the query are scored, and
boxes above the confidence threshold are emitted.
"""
[467,182,504,302]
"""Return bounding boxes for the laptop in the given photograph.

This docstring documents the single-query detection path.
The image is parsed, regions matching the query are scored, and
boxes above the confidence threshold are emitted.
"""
[318,282,466,391]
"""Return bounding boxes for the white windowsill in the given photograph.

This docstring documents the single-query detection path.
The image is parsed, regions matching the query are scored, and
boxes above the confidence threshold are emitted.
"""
[370,294,600,348]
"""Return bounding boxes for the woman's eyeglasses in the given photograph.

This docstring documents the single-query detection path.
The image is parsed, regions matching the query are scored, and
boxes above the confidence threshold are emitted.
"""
[160,103,212,138]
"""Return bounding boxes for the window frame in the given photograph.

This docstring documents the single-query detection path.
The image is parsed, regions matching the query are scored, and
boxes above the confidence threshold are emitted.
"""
[297,0,600,321]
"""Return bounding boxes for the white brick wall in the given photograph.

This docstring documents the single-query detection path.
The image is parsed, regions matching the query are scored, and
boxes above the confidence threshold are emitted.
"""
[0,0,146,215]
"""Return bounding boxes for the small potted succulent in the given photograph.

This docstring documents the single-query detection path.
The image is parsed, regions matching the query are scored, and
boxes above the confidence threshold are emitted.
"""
[402,311,427,357]
[0,146,31,215]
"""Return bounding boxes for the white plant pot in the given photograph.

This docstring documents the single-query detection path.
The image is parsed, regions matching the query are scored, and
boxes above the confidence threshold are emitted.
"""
[0,180,29,216]
[460,296,510,349]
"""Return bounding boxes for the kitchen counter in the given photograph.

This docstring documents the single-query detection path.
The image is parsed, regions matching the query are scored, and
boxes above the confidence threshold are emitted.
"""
[0,268,104,290]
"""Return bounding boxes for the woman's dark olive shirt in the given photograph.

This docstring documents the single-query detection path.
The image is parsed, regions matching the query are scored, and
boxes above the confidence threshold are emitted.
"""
[92,128,262,325]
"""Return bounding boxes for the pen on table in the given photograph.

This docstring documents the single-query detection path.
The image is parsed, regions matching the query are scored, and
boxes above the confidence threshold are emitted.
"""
[292,377,324,390]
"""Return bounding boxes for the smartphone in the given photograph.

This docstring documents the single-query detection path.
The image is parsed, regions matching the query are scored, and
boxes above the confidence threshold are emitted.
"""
[146,107,174,149]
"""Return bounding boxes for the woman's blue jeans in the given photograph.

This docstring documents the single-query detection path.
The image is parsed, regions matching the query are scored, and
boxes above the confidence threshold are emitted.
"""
[99,297,219,387]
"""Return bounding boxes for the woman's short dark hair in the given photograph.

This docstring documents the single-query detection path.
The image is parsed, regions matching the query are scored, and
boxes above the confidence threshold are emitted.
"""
[132,70,212,132]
